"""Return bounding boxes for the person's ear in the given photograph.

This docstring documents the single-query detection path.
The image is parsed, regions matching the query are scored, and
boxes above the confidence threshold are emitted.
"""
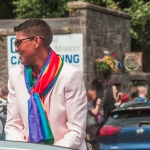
[34,36,41,48]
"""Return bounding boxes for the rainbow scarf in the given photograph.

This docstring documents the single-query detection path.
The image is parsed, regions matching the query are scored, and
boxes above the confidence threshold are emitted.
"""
[24,48,63,144]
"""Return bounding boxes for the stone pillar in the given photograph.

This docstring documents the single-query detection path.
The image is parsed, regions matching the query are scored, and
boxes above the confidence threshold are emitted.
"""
[68,1,132,93]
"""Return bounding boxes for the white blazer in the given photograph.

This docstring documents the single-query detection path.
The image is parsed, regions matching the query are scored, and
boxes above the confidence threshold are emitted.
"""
[5,62,87,150]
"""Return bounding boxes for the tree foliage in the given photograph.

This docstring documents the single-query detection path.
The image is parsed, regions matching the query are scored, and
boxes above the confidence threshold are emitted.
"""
[102,0,150,50]
[13,0,71,18]
[12,0,106,18]
[125,1,150,50]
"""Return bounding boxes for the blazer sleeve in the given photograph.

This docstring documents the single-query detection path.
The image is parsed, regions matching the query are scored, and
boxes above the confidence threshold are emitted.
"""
[5,69,26,141]
[54,70,87,149]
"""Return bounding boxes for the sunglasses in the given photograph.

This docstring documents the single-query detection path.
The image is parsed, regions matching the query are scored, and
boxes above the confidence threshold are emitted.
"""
[14,36,36,48]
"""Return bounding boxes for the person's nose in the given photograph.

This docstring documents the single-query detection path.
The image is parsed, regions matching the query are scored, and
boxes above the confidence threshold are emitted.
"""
[15,46,19,52]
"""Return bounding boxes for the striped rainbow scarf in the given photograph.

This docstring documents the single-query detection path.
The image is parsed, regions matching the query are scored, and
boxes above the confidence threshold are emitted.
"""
[24,48,63,144]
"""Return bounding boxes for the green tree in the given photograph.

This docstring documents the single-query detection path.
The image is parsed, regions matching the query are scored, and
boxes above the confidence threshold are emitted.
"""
[102,0,150,50]
[13,0,71,18]
[125,1,150,50]
[13,0,106,18]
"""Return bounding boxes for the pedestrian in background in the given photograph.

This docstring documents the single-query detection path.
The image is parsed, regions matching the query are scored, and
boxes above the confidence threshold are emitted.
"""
[86,89,101,150]
[136,85,148,102]
[0,84,8,140]
[0,85,8,115]
[116,92,130,107]
[0,88,2,100]
[103,85,118,124]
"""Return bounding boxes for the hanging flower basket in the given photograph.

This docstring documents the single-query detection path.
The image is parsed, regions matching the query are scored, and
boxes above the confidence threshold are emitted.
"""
[95,54,119,83]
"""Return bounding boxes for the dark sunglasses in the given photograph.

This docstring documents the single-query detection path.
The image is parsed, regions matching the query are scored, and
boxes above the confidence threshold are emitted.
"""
[14,36,44,48]
[14,36,36,48]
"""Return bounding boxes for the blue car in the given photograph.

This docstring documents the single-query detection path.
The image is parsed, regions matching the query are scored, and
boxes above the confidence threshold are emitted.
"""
[99,102,150,150]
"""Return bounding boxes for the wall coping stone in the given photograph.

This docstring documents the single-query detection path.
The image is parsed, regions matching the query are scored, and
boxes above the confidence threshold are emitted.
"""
[0,27,70,35]
[67,1,132,19]
[0,18,69,29]
[129,72,150,80]
[52,27,71,34]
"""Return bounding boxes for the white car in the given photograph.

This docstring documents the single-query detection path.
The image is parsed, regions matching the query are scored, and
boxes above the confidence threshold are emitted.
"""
[0,140,76,150]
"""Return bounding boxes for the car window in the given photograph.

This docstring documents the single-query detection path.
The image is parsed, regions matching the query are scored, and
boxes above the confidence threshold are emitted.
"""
[106,109,150,127]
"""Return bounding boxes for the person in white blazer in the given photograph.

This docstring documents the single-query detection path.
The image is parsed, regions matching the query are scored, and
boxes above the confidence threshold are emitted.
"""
[5,18,87,150]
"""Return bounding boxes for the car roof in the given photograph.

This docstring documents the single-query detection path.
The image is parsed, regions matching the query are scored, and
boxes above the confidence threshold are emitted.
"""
[112,101,150,113]
[120,101,150,108]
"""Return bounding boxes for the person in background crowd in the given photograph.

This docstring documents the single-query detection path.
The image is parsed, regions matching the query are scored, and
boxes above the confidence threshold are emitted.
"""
[86,89,101,150]
[131,90,138,101]
[136,85,148,102]
[1,85,8,100]
[5,18,87,150]
[0,88,2,100]
[116,92,130,107]
[103,85,118,124]
[91,78,104,122]
[0,85,8,115]
[0,85,8,140]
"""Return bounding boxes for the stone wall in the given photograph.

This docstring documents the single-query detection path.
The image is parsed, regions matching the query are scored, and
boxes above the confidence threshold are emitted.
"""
[67,2,131,93]
[0,1,131,93]
[0,29,14,87]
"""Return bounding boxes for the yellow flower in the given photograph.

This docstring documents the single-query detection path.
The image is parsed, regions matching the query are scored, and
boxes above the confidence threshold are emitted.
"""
[105,56,109,59]
[110,65,113,68]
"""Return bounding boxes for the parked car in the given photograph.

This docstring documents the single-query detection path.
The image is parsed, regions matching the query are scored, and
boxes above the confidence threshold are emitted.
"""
[99,101,150,150]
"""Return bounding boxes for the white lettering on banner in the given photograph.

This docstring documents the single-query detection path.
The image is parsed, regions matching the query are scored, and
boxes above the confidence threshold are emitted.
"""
[11,56,21,65]
[47,34,83,70]
[55,45,80,52]
[7,34,83,71]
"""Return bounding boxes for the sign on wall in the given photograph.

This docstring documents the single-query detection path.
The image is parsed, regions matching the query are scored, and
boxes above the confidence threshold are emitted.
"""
[7,36,19,70]
[123,52,142,72]
[51,34,83,71]
[7,34,83,71]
